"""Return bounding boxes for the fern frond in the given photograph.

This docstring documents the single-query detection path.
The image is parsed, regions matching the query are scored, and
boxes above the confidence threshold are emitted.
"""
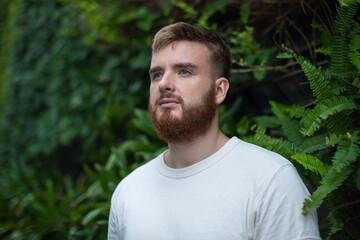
[244,125,296,159]
[325,134,341,146]
[315,46,332,56]
[254,115,281,129]
[352,77,360,88]
[329,4,358,73]
[329,38,354,73]
[312,20,332,53]
[291,153,330,177]
[349,23,360,74]
[270,101,305,145]
[303,164,354,215]
[334,3,358,34]
[339,0,360,7]
[324,111,354,135]
[298,135,328,154]
[325,208,345,236]
[300,96,357,136]
[285,104,311,119]
[324,70,359,83]
[332,131,360,172]
[295,56,334,104]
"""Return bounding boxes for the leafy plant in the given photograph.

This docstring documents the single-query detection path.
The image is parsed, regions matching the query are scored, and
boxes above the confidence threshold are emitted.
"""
[242,2,360,238]
[2,0,358,239]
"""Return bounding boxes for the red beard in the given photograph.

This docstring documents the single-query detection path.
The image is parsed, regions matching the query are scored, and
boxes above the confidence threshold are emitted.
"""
[148,85,217,144]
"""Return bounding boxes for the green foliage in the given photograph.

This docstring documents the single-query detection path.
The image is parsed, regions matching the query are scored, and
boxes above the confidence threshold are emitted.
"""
[349,24,360,74]
[291,153,330,177]
[0,161,95,239]
[300,96,357,136]
[229,26,277,80]
[0,0,19,120]
[1,0,359,239]
[0,0,166,238]
[244,2,360,238]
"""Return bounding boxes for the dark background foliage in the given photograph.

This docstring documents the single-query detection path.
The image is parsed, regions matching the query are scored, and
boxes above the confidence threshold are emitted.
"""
[0,0,358,239]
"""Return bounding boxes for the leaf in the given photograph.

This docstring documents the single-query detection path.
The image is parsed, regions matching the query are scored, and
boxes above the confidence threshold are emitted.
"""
[81,208,103,225]
[291,153,330,177]
[300,96,357,136]
[132,109,158,139]
[285,104,310,119]
[243,125,296,160]
[348,23,360,73]
[298,135,328,154]
[331,131,360,172]
[254,115,280,129]
[270,101,305,145]
[303,164,354,215]
[276,52,293,59]
[295,56,334,104]
[338,0,360,7]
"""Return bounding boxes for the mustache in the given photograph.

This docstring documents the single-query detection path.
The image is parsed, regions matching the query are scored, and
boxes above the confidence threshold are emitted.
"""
[155,93,184,105]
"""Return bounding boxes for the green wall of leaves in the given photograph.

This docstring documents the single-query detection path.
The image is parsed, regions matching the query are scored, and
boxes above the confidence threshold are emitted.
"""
[0,0,359,239]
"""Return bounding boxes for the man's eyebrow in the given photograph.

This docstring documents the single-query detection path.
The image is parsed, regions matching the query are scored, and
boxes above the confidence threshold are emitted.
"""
[149,62,198,75]
[149,66,163,75]
[173,62,198,70]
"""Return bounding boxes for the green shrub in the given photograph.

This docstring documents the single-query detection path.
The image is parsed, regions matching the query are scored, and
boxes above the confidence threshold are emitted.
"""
[1,0,358,239]
[242,2,360,238]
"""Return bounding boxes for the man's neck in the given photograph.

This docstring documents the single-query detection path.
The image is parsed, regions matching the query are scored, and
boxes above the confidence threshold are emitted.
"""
[165,122,230,169]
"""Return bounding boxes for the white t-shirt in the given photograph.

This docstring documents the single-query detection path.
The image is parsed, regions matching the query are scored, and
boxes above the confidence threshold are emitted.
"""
[108,137,321,240]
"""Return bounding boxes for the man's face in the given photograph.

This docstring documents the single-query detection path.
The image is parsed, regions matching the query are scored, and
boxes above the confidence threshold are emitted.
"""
[148,40,217,143]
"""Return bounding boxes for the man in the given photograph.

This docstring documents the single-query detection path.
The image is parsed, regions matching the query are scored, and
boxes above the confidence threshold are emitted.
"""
[108,22,321,240]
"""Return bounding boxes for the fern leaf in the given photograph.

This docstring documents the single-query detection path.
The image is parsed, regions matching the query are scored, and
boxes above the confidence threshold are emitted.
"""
[243,125,296,159]
[303,164,354,215]
[331,131,360,172]
[276,52,293,59]
[291,153,330,177]
[298,135,328,154]
[329,4,358,73]
[349,23,360,74]
[324,112,354,135]
[295,56,334,104]
[285,104,310,119]
[353,77,360,87]
[312,20,332,52]
[339,0,360,7]
[254,115,281,129]
[300,96,357,136]
[325,134,341,146]
[315,46,332,56]
[270,101,305,145]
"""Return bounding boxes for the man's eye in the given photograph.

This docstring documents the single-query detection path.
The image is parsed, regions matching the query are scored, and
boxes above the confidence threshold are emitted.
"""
[153,73,162,80]
[179,69,190,75]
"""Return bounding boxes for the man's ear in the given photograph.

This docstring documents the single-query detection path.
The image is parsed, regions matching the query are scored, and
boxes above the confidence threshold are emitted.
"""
[214,77,229,105]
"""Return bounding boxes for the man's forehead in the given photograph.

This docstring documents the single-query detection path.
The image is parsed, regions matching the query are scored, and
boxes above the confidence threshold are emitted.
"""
[153,40,210,55]
[150,41,211,66]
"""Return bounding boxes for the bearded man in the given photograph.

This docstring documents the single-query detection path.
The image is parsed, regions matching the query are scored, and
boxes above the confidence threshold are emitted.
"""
[108,22,321,240]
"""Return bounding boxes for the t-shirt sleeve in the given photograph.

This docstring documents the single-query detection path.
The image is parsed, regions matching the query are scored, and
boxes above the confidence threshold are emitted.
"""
[253,164,321,240]
[107,190,120,240]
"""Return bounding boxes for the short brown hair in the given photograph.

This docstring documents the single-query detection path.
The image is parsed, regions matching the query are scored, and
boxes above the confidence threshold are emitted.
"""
[152,22,231,79]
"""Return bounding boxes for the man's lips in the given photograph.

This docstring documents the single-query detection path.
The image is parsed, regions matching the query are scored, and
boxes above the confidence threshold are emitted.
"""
[158,98,181,108]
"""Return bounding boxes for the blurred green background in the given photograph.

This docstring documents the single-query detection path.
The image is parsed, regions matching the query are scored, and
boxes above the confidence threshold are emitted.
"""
[0,0,359,239]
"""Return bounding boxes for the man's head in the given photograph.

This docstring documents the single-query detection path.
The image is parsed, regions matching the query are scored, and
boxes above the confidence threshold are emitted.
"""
[152,22,231,80]
[148,23,231,144]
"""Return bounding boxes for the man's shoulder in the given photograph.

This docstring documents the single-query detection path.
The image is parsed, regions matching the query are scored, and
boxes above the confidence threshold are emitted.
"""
[231,137,291,168]
[111,153,162,199]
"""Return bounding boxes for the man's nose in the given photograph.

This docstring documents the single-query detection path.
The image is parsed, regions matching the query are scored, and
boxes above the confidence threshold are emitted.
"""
[159,73,175,93]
